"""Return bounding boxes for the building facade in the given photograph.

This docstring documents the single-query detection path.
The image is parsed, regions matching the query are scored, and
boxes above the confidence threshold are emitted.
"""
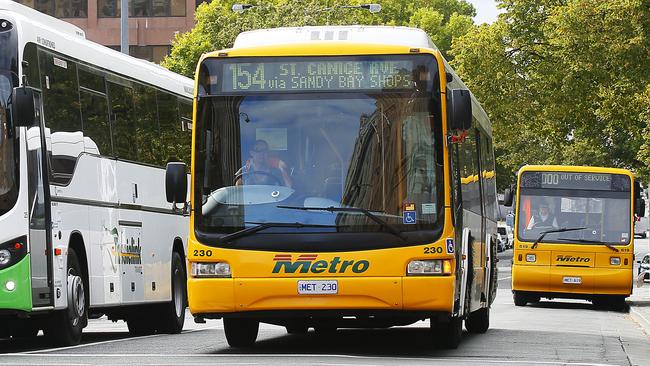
[14,0,197,63]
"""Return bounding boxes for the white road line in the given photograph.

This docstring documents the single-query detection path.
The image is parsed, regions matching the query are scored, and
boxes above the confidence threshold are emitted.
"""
[21,326,217,354]
[0,353,619,365]
[498,276,512,281]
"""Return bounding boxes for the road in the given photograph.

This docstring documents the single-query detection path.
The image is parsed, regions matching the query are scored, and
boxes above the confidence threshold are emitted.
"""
[1,241,649,366]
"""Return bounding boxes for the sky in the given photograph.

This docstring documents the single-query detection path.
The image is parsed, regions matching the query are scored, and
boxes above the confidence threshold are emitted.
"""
[466,0,503,24]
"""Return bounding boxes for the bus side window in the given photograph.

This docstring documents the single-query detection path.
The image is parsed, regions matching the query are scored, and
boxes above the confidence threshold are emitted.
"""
[108,81,137,161]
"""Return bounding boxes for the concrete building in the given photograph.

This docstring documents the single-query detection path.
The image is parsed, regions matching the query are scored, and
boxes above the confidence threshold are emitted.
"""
[13,0,198,63]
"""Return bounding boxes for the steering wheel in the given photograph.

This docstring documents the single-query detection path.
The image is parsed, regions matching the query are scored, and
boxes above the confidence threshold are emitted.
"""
[234,170,283,186]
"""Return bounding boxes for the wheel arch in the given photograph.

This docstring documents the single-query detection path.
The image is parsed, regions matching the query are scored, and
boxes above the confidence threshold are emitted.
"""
[68,231,89,288]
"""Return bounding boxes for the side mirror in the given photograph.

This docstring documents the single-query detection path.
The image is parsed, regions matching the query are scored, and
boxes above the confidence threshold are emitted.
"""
[11,86,36,127]
[448,89,472,131]
[165,162,187,205]
[503,184,515,207]
[635,181,645,217]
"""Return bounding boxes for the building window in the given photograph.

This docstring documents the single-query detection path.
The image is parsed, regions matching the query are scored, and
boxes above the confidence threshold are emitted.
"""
[98,0,185,17]
[15,0,88,18]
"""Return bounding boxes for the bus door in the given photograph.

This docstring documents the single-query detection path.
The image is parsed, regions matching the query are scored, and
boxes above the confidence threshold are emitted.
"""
[475,131,488,305]
[27,91,53,308]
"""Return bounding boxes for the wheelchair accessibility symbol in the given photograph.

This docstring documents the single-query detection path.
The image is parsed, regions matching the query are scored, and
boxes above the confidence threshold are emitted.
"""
[403,211,417,225]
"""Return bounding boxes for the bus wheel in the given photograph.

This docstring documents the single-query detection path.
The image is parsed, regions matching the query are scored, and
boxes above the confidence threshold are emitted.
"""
[513,291,528,307]
[433,316,462,349]
[465,307,490,334]
[44,248,86,346]
[224,318,259,347]
[158,252,186,334]
[127,315,156,336]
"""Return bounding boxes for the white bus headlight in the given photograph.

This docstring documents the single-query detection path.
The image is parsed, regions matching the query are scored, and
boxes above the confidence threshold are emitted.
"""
[191,262,231,278]
[610,257,620,265]
[407,260,452,275]
[0,249,11,266]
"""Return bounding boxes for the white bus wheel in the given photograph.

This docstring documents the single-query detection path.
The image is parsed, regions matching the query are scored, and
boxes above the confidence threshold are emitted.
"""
[465,307,490,334]
[44,248,86,346]
[158,252,186,334]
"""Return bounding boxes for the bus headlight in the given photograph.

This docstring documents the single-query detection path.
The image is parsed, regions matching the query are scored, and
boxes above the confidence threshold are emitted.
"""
[191,262,231,278]
[407,260,452,275]
[610,257,620,265]
[0,250,11,266]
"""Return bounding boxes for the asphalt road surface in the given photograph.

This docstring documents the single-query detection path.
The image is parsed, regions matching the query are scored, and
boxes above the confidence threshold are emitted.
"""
[1,241,649,366]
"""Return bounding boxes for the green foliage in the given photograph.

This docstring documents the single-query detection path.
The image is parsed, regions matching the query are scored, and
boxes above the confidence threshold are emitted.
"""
[162,0,476,77]
[451,0,650,188]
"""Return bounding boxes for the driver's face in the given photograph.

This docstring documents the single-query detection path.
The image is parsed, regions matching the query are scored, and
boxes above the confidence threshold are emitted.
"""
[250,146,268,166]
[539,207,549,216]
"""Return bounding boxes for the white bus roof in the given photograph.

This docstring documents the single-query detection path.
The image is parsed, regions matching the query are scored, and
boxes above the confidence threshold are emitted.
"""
[0,0,193,98]
[233,26,438,50]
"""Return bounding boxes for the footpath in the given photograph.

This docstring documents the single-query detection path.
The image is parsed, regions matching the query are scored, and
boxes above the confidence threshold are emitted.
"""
[625,237,650,366]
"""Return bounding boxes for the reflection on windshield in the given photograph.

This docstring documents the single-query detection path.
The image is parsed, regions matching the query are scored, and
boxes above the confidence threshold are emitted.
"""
[517,193,631,244]
[0,72,18,215]
[196,93,443,236]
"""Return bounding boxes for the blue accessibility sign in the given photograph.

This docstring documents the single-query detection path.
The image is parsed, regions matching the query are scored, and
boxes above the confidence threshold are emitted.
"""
[446,238,455,254]
[403,211,417,225]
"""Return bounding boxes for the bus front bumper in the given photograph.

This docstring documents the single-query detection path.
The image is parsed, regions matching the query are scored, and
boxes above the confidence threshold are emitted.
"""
[512,264,632,296]
[0,255,33,312]
[188,275,456,316]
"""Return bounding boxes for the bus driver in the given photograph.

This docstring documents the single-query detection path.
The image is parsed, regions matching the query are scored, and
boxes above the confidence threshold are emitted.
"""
[235,140,293,187]
[526,201,559,230]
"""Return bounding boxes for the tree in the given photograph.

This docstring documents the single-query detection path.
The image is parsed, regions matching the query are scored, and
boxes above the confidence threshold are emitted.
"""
[451,0,650,188]
[162,0,476,77]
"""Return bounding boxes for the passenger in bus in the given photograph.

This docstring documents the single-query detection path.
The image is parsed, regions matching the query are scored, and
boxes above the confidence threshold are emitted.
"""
[235,140,293,187]
[526,202,558,230]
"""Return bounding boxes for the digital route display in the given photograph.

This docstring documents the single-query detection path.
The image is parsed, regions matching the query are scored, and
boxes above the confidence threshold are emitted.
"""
[520,172,630,191]
[221,60,415,92]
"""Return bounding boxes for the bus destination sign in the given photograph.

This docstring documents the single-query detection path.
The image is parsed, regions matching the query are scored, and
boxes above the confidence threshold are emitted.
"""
[222,60,415,92]
[521,172,626,191]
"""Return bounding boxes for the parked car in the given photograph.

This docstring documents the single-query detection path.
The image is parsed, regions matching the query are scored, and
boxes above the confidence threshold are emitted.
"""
[497,223,514,249]
[638,253,650,283]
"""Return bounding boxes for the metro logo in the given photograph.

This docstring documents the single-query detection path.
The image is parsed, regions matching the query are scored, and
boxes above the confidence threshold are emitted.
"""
[556,255,590,263]
[272,254,370,274]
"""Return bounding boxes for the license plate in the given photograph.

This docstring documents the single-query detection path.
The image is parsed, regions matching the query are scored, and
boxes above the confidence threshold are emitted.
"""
[297,280,338,295]
[563,276,582,284]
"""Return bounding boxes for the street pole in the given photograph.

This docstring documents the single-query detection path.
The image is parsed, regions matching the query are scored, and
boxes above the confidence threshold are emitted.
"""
[120,0,128,55]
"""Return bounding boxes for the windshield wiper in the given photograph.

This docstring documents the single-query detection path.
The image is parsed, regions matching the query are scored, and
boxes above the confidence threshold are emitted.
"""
[218,222,336,244]
[555,238,620,252]
[531,227,586,249]
[277,205,406,242]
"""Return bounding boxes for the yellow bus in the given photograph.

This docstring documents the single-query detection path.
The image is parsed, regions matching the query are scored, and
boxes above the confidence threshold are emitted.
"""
[504,165,646,308]
[165,26,499,349]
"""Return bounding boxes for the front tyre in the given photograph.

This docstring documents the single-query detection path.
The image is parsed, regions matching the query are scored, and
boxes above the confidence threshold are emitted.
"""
[513,291,528,307]
[224,318,259,348]
[433,316,463,349]
[465,307,490,334]
[44,248,87,346]
[158,252,186,334]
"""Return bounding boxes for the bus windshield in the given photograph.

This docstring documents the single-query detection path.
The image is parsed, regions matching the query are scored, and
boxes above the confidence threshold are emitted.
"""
[517,171,631,245]
[0,71,18,217]
[194,55,444,249]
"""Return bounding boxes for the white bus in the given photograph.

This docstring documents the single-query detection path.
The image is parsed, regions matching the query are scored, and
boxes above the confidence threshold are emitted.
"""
[0,1,193,345]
